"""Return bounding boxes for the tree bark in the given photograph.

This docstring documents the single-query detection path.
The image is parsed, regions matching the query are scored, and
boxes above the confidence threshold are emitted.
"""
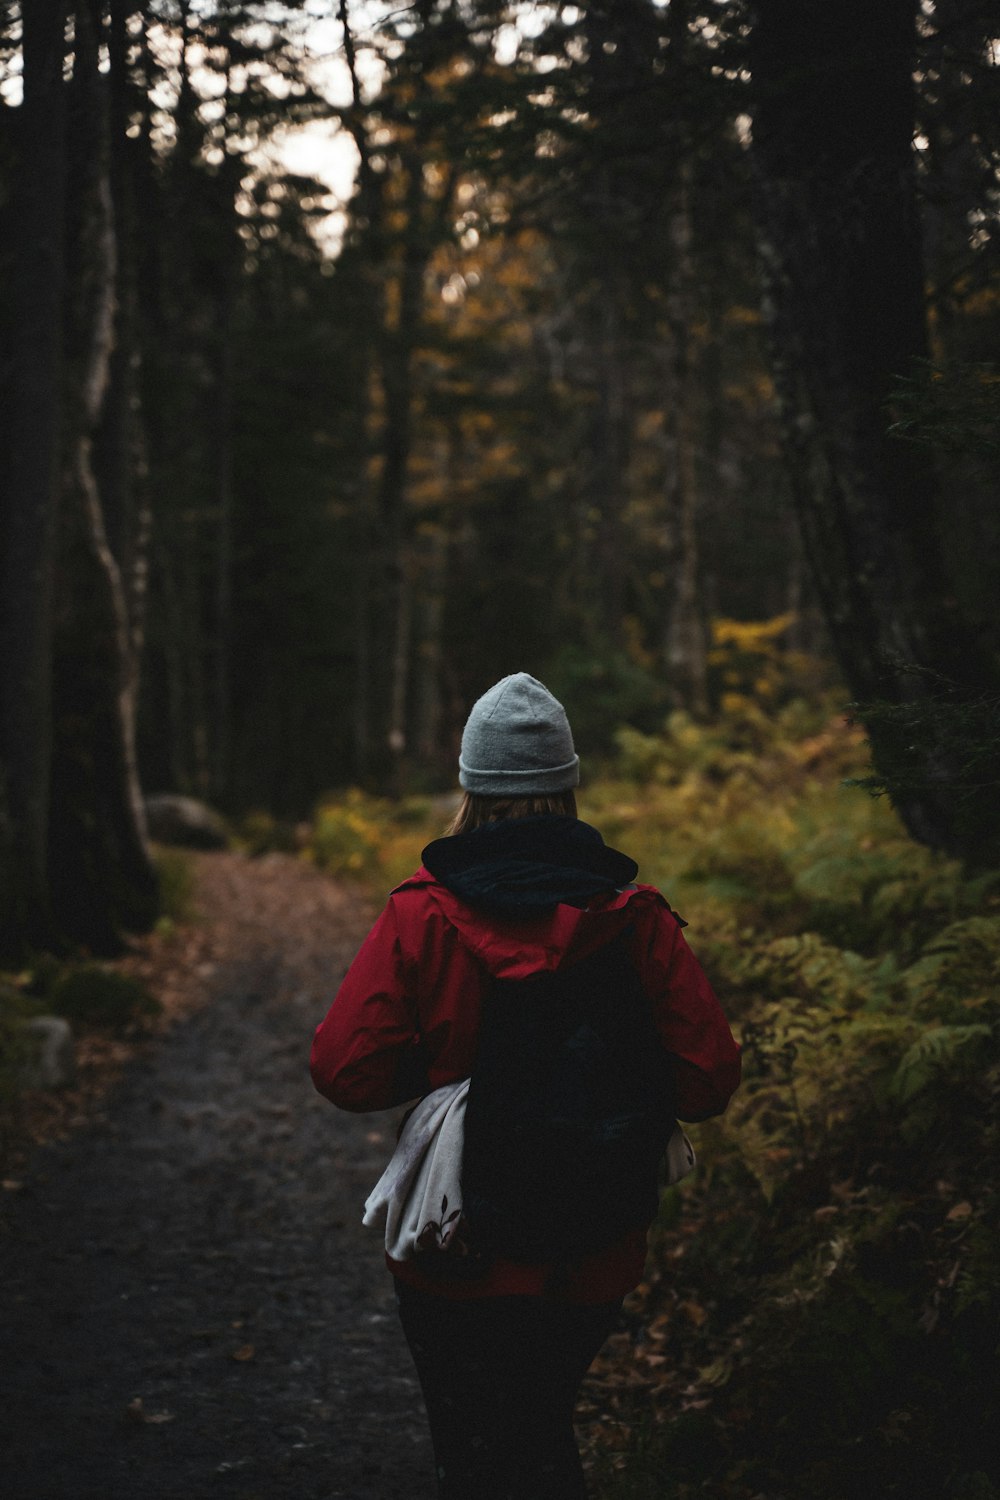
[663,163,709,717]
[48,0,158,947]
[750,0,1000,865]
[376,140,429,782]
[340,0,387,781]
[0,0,69,955]
[374,151,457,784]
[214,305,235,803]
[661,1,709,715]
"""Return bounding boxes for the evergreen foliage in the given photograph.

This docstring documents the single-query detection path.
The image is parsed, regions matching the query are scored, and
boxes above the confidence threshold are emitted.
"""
[4,1,998,950]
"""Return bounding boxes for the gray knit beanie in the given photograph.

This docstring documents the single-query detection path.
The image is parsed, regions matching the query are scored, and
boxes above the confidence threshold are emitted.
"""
[458,673,580,795]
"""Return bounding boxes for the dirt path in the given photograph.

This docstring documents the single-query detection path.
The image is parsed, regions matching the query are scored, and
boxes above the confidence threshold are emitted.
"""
[0,854,437,1500]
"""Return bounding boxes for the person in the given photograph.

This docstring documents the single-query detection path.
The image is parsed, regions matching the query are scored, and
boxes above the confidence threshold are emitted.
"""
[310,672,741,1500]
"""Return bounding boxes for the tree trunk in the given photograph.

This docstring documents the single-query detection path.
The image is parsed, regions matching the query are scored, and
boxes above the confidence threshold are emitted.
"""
[658,0,709,716]
[387,552,413,796]
[375,140,428,785]
[587,188,630,647]
[214,326,235,804]
[373,138,457,787]
[340,0,389,783]
[48,0,158,949]
[750,0,1000,865]
[662,165,709,717]
[0,0,69,955]
[415,519,449,773]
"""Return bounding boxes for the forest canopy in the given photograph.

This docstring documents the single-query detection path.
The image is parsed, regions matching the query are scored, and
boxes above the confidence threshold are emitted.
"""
[1,0,999,953]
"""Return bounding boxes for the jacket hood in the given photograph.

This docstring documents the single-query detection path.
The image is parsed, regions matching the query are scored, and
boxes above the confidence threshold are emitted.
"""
[391,816,660,980]
[421,815,638,917]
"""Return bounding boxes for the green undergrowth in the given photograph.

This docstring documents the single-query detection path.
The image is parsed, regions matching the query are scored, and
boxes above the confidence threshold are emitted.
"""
[306,787,447,891]
[308,687,999,1500]
[0,851,187,1113]
[1,960,160,1039]
[581,705,1000,1499]
[0,959,160,1140]
[153,846,198,929]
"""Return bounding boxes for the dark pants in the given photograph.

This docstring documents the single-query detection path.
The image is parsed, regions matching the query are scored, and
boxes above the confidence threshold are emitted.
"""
[396,1281,620,1500]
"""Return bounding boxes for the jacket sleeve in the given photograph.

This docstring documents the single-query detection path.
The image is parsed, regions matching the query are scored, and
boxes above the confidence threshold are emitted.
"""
[309,900,428,1112]
[635,901,741,1122]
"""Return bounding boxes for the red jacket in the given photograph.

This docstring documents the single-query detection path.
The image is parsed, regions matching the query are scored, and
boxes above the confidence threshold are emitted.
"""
[311,836,740,1302]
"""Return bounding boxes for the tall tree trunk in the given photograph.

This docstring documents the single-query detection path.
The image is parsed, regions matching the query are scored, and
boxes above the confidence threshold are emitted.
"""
[663,163,709,717]
[387,553,413,796]
[214,313,235,804]
[376,140,428,784]
[750,0,1000,865]
[414,493,450,772]
[0,0,69,955]
[49,0,157,948]
[587,185,630,647]
[207,73,244,806]
[340,0,387,782]
[374,141,456,786]
[660,0,709,716]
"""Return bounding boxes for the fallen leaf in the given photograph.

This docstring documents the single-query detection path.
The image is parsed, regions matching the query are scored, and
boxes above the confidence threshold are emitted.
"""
[126,1397,175,1424]
[698,1355,733,1387]
[946,1201,973,1221]
[231,1343,256,1362]
[679,1299,707,1327]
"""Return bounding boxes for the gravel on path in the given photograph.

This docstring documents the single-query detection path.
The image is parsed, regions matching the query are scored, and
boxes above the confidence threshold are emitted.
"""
[0,853,437,1500]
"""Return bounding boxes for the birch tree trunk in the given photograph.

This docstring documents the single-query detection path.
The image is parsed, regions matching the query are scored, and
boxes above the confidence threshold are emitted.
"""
[48,0,157,947]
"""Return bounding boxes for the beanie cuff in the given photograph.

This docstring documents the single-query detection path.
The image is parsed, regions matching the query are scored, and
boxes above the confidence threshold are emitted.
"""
[458,755,580,796]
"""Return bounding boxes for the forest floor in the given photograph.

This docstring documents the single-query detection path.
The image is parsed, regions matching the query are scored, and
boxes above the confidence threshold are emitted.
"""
[0,851,639,1500]
[0,852,439,1500]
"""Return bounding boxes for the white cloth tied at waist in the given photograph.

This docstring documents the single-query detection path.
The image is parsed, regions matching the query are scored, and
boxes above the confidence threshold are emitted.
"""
[362,1079,470,1261]
[362,1075,696,1262]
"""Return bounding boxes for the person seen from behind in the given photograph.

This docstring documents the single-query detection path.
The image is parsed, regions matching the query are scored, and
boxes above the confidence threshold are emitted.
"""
[311,672,741,1500]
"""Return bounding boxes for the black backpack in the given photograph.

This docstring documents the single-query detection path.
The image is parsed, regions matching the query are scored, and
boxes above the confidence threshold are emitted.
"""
[460,931,677,1263]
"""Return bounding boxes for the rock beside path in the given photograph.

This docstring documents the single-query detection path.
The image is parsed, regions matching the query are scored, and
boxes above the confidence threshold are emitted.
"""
[19,1015,76,1089]
[146,793,230,849]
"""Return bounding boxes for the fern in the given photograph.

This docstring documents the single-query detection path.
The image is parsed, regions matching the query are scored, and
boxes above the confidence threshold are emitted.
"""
[888,1024,993,1104]
[902,916,1000,1018]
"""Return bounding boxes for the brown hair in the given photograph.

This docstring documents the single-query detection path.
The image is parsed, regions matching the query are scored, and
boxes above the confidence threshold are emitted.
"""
[446,790,578,837]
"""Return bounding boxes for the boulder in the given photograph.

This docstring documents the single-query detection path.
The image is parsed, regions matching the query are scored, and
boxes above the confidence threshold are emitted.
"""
[21,1017,76,1090]
[145,794,229,850]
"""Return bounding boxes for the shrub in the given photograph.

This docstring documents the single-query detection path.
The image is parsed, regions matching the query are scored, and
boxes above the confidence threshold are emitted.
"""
[542,642,668,751]
[306,789,441,890]
[236,809,300,857]
[310,790,387,880]
[50,966,160,1031]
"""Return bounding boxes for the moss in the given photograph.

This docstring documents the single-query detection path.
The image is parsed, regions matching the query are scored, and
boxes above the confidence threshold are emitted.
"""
[153,848,197,924]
